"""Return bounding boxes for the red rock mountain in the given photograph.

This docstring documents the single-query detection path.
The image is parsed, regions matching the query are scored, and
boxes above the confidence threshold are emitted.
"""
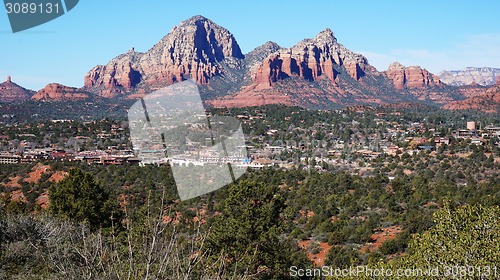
[252,29,373,87]
[211,28,392,108]
[0,76,35,102]
[84,15,244,97]
[206,26,466,108]
[32,83,90,101]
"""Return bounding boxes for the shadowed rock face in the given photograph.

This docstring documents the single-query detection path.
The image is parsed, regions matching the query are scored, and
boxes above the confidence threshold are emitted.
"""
[84,15,244,97]
[0,76,35,102]
[83,50,143,97]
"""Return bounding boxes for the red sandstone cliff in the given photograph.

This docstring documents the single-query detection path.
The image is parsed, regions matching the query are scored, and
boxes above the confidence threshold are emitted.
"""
[252,28,374,88]
[385,62,441,89]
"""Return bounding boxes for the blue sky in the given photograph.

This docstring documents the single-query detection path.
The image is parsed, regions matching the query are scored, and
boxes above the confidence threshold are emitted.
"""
[1,0,500,90]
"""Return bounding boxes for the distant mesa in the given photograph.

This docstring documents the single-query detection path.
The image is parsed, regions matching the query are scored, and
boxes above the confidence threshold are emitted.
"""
[443,73,500,112]
[438,67,500,86]
[32,83,90,101]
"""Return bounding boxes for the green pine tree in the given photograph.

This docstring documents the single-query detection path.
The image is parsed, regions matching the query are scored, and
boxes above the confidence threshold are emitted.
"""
[206,179,310,279]
[49,168,120,230]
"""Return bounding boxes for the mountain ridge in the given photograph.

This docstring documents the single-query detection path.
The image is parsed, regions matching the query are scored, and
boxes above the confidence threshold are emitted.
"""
[1,15,499,112]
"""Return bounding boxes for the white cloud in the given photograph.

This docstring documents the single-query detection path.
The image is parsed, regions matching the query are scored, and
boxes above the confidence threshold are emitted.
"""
[358,33,500,73]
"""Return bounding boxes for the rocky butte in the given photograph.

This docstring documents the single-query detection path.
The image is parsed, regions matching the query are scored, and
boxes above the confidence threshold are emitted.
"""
[0,76,35,102]
[210,27,391,108]
[385,62,441,89]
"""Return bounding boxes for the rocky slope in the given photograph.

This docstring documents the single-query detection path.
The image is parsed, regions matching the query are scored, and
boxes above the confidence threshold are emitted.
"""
[443,76,500,112]
[32,83,90,101]
[443,84,500,112]
[197,40,282,100]
[438,67,500,86]
[0,76,35,102]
